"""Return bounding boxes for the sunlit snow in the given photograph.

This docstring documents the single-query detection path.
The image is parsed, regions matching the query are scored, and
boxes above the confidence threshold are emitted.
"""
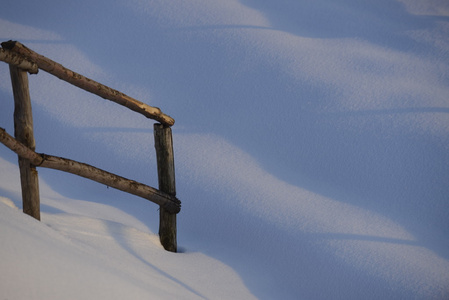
[1,0,448,299]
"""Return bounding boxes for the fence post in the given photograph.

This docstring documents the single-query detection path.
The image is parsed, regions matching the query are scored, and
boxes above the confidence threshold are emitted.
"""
[154,123,177,252]
[9,65,40,220]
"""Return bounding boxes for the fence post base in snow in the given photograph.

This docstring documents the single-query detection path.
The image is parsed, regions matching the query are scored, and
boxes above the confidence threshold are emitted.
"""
[154,123,177,252]
[9,65,40,220]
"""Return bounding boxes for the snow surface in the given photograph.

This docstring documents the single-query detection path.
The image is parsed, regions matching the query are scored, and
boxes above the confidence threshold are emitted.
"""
[1,0,449,299]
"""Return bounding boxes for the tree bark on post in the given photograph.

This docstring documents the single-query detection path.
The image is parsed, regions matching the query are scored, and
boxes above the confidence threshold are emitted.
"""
[9,65,40,220]
[154,123,177,252]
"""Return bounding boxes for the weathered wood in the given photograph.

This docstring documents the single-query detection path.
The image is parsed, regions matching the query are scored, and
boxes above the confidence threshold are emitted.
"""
[0,48,38,74]
[9,65,40,220]
[0,128,43,165]
[40,155,181,214]
[1,40,174,127]
[154,123,177,252]
[0,128,181,214]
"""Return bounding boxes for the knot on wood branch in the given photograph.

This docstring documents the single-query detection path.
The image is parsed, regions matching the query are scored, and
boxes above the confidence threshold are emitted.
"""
[162,196,181,214]
[1,40,17,50]
[35,153,49,167]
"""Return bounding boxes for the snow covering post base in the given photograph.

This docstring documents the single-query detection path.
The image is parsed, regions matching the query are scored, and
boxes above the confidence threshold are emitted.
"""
[154,124,177,252]
[9,65,40,220]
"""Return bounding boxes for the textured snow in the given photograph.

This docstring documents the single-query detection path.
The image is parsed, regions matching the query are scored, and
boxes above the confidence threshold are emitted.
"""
[1,0,448,299]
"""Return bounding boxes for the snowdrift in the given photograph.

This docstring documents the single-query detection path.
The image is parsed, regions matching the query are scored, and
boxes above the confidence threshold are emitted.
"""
[1,0,448,299]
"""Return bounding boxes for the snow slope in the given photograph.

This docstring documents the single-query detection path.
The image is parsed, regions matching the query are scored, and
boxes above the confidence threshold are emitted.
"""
[1,0,449,299]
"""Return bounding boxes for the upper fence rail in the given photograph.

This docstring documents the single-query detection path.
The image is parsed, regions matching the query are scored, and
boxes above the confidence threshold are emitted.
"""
[0,40,175,126]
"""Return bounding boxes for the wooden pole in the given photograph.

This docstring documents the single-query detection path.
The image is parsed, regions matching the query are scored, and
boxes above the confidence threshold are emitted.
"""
[154,123,177,252]
[0,127,181,214]
[1,41,174,127]
[9,65,40,220]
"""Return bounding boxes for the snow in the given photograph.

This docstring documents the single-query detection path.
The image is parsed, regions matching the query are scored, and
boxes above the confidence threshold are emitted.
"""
[1,0,449,299]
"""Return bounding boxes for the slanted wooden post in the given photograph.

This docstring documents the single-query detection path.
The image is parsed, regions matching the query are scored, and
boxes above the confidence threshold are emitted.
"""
[9,65,40,220]
[154,123,177,252]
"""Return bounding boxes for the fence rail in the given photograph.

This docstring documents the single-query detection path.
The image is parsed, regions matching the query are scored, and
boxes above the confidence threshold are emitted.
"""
[0,40,179,252]
[2,41,174,126]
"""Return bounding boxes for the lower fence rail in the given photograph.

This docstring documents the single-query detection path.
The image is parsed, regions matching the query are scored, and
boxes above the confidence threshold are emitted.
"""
[0,127,181,214]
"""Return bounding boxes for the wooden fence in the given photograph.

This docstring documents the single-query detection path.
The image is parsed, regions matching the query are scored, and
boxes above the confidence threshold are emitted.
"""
[0,40,180,252]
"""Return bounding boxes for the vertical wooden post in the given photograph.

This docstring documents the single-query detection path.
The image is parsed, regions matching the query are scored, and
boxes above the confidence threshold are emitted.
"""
[9,65,40,220]
[154,123,177,252]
